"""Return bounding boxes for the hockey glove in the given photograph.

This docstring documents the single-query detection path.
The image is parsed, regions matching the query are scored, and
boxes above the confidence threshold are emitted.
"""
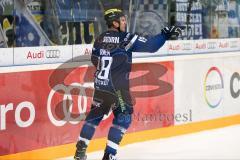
[161,26,182,40]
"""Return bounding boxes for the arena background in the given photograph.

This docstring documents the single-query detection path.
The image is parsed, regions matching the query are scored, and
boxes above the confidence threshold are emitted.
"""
[0,0,240,159]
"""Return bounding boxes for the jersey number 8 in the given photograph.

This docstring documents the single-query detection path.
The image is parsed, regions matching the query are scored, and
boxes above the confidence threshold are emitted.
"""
[97,57,113,80]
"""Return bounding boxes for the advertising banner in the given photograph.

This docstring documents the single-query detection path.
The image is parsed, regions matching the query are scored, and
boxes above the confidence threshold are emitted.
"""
[175,55,240,125]
[14,45,73,65]
[193,39,239,54]
[0,38,239,66]
[168,38,240,55]
[72,44,93,62]
[0,61,174,156]
[167,40,194,55]
[194,39,219,53]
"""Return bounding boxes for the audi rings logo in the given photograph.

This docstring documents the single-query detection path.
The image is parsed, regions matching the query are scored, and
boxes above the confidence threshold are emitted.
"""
[47,82,93,126]
[182,43,192,50]
[229,40,239,49]
[46,49,60,58]
[207,42,217,50]
[204,67,224,108]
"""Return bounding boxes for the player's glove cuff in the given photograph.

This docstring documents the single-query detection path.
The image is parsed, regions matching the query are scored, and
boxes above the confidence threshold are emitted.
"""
[161,26,182,40]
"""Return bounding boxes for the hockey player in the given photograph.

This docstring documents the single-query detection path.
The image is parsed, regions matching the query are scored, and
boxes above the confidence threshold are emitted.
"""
[74,8,181,160]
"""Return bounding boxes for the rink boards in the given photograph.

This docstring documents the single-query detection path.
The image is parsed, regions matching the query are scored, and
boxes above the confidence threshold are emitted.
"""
[1,51,240,159]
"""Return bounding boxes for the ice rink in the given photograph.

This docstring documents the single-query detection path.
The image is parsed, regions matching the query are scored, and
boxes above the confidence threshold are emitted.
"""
[60,125,240,160]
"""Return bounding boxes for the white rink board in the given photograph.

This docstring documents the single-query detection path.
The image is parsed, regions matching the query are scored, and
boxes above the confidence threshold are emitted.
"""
[0,48,13,66]
[174,54,240,125]
[72,44,92,61]
[0,38,240,66]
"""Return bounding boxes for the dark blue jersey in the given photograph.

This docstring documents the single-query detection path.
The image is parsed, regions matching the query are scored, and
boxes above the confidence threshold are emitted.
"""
[91,30,167,93]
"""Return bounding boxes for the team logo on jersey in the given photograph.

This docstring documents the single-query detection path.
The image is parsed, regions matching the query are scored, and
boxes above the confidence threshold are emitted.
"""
[103,36,120,43]
[138,36,147,43]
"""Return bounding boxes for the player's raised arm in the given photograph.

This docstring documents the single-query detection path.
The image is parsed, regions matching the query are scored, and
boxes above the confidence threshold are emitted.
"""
[127,26,182,53]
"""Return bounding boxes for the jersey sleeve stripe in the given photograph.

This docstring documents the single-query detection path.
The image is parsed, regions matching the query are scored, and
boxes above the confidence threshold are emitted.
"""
[125,35,138,51]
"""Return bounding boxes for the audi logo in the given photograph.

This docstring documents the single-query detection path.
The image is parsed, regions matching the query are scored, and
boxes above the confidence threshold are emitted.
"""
[207,42,217,49]
[182,43,192,50]
[230,41,238,48]
[47,82,94,126]
[46,50,60,58]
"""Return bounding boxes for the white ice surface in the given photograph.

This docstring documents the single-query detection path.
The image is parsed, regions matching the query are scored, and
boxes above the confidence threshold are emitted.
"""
[59,125,240,160]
